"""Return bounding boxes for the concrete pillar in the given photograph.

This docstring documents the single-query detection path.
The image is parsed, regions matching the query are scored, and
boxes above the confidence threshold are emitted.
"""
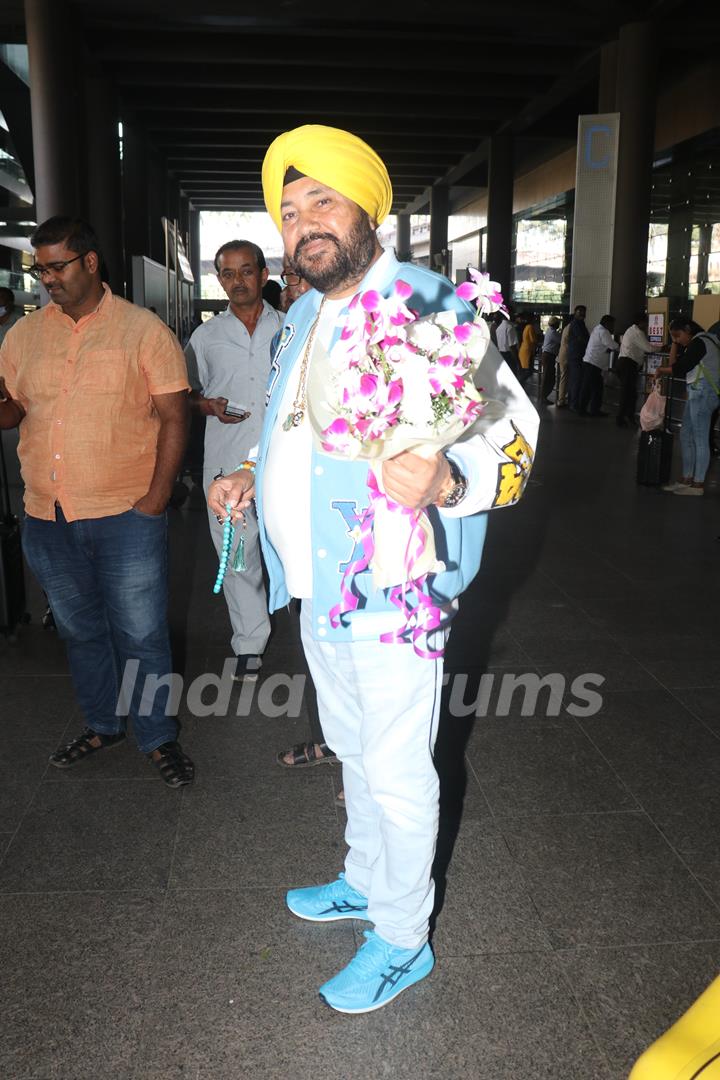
[147,151,167,264]
[179,195,190,245]
[189,207,201,297]
[598,41,618,113]
[429,184,449,275]
[84,75,124,294]
[609,22,657,333]
[396,212,411,262]
[486,136,514,300]
[24,0,82,221]
[121,121,151,300]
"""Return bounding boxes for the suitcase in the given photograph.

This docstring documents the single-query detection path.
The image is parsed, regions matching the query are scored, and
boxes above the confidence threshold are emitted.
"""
[636,375,674,486]
[0,432,26,634]
[637,428,673,485]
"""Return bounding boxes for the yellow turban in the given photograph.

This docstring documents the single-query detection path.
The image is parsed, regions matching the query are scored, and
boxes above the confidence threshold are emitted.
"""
[262,125,393,232]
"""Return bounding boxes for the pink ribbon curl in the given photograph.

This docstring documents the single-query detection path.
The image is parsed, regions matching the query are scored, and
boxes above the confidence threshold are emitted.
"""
[328,468,445,660]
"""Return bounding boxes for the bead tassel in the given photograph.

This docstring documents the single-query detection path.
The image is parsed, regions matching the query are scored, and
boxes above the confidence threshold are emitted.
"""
[213,503,238,594]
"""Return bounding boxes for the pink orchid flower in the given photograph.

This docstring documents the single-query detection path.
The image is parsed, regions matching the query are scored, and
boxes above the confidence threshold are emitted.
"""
[456,266,509,318]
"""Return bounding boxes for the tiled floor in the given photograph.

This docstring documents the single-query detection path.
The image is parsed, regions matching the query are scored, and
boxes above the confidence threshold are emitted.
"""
[2,394,720,1080]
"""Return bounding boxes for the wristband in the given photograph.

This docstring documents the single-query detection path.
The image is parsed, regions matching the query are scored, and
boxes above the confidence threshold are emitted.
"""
[212,461,256,482]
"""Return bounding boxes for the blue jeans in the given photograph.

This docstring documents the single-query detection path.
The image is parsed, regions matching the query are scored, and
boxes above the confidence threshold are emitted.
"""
[22,506,177,753]
[680,380,719,483]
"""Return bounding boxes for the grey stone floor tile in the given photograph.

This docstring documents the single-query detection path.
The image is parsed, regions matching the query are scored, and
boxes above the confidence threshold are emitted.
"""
[642,658,720,690]
[0,737,55,831]
[444,620,530,669]
[432,820,552,955]
[579,596,673,636]
[465,719,637,816]
[576,689,720,816]
[557,941,720,1080]
[443,664,581,724]
[536,641,660,693]
[610,631,716,665]
[517,627,616,664]
[0,626,70,676]
[0,781,183,892]
[137,935,355,1078]
[0,676,77,739]
[153,952,615,1080]
[159,886,357,966]
[0,890,163,1080]
[169,775,345,889]
[177,715,337,775]
[653,802,720,908]
[43,734,155,781]
[673,686,720,736]
[440,762,493,823]
[498,811,720,947]
[543,566,636,601]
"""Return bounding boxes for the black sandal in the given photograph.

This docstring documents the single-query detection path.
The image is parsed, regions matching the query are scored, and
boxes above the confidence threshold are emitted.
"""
[49,727,126,769]
[276,741,337,769]
[149,741,195,788]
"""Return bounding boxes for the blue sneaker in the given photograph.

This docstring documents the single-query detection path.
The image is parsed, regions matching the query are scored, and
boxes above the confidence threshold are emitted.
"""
[319,930,434,1014]
[286,872,369,923]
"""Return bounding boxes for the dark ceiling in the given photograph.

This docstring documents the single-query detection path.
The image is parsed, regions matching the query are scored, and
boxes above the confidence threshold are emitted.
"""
[1,0,719,214]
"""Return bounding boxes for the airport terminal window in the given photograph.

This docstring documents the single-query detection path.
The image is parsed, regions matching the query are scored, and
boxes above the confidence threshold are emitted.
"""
[513,218,567,304]
[646,222,668,297]
[689,223,720,297]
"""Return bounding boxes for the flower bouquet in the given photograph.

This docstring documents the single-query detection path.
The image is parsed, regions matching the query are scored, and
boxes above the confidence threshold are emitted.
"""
[306,268,507,654]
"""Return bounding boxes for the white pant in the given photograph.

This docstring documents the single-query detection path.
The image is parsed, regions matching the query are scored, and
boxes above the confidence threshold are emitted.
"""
[205,488,270,657]
[300,602,444,948]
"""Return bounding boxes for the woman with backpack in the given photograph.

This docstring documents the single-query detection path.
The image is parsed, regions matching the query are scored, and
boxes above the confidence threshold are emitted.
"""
[656,317,720,495]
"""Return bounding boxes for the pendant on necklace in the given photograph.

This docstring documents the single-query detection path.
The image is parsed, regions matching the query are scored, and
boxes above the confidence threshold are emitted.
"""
[283,409,304,431]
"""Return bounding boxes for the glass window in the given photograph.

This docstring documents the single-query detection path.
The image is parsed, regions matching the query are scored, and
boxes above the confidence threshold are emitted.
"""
[512,218,567,304]
[646,222,668,298]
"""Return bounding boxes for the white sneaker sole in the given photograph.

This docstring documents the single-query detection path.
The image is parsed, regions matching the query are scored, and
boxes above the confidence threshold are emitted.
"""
[286,905,369,923]
[319,960,434,1013]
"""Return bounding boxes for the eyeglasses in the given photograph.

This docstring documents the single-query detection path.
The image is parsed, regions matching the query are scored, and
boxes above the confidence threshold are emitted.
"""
[28,252,88,280]
[281,272,302,286]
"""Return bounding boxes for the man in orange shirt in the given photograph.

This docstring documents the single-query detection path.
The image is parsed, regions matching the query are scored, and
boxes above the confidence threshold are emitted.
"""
[0,217,194,787]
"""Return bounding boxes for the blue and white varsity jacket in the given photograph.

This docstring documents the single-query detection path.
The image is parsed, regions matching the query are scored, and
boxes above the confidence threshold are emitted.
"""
[255,250,539,641]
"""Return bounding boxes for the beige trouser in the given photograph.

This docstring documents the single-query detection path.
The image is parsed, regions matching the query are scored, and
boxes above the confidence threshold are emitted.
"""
[557,353,568,405]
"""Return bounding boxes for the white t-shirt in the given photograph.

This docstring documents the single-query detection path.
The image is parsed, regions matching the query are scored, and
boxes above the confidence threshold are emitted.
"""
[262,296,347,598]
[496,320,518,352]
[583,325,617,370]
[619,323,656,366]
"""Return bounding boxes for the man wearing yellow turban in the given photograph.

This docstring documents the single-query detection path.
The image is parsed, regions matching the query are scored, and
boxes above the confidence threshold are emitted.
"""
[209,125,539,1014]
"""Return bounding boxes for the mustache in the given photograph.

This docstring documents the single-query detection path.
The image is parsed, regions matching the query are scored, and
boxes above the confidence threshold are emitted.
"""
[294,232,339,258]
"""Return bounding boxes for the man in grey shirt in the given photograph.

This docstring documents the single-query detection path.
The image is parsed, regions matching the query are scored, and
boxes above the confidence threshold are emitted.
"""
[185,240,282,680]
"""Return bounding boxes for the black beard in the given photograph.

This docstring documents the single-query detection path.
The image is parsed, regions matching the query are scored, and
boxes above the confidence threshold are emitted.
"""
[292,212,377,294]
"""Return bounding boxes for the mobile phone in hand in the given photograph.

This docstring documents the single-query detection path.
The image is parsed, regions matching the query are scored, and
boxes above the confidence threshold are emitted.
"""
[224,400,251,420]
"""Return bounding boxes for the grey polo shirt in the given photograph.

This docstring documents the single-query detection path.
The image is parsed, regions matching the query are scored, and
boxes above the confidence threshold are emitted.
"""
[185,301,282,479]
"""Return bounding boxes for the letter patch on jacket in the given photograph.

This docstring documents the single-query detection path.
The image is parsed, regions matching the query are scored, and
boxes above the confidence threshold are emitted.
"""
[266,322,295,404]
[494,423,534,507]
[331,500,365,573]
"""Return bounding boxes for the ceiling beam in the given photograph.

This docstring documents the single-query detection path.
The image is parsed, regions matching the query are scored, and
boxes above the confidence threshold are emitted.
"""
[113,66,538,100]
[163,147,460,163]
[122,88,520,121]
[98,46,561,74]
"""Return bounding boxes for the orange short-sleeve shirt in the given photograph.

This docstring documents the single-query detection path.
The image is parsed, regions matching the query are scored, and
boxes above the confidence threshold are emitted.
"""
[0,286,190,522]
